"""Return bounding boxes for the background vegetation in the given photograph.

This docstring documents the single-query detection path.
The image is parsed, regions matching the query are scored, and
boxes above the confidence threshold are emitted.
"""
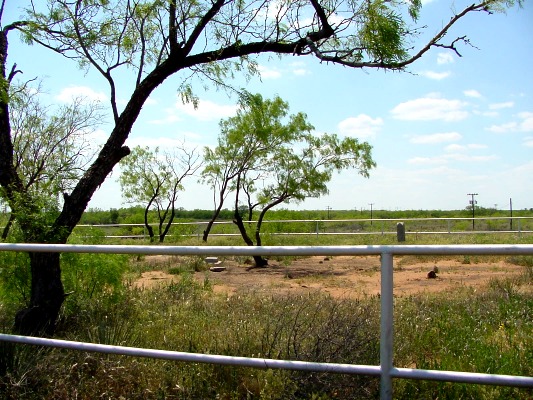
[62,206,533,243]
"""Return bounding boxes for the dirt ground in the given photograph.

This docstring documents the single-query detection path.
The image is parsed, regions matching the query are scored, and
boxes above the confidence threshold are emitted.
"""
[133,255,526,299]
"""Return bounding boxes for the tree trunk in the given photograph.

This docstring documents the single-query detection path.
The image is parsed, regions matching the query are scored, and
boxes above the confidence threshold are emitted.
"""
[14,252,64,336]
[203,205,223,242]
[144,203,155,242]
[203,180,230,242]
[233,207,268,267]
[147,225,155,242]
[252,255,268,267]
[254,198,285,246]
[1,213,14,239]
[159,215,174,243]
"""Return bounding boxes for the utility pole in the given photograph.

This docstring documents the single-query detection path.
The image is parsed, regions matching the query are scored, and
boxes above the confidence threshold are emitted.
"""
[326,206,332,219]
[369,203,374,226]
[467,193,478,230]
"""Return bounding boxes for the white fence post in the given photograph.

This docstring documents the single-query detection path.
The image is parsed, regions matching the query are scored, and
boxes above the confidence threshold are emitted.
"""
[380,251,394,400]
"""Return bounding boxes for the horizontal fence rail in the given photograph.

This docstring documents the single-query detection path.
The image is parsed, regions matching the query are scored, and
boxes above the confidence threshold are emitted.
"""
[1,243,533,399]
[69,216,533,240]
[0,242,532,256]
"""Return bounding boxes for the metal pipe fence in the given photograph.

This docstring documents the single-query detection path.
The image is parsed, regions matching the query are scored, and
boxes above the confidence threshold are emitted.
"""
[72,216,533,240]
[1,243,532,399]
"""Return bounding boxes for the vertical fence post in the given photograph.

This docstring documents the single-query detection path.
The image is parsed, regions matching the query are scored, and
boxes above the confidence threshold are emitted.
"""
[380,251,394,400]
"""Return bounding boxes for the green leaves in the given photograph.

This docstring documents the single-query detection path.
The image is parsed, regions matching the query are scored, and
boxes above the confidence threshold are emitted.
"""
[119,144,202,241]
[203,94,376,245]
[119,146,165,204]
[9,83,102,196]
[360,0,408,63]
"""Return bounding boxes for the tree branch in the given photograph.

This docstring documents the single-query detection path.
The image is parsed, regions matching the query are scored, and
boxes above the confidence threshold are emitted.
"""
[181,0,227,56]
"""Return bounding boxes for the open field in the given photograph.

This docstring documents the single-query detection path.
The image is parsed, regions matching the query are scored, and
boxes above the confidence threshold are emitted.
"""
[134,254,528,299]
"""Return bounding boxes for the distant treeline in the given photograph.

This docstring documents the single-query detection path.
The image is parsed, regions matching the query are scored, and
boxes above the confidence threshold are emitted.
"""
[78,206,532,226]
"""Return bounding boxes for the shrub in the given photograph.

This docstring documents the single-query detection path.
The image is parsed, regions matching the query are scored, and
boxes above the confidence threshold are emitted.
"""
[0,251,31,308]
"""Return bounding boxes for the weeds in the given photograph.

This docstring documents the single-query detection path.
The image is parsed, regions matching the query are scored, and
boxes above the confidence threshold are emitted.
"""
[394,281,533,399]
[2,271,531,399]
[1,232,532,398]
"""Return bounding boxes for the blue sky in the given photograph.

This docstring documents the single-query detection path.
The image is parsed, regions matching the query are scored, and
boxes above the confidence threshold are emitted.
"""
[4,0,532,212]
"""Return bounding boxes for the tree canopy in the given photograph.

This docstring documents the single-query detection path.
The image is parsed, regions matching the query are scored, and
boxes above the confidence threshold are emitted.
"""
[119,145,202,242]
[0,82,102,239]
[203,93,375,266]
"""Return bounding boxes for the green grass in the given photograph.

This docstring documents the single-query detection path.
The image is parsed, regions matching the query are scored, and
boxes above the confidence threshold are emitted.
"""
[0,232,532,399]
[393,275,533,399]
[1,283,383,399]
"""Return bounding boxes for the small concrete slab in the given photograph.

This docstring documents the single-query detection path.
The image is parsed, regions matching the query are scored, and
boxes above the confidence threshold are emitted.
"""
[206,257,225,271]
[210,264,226,272]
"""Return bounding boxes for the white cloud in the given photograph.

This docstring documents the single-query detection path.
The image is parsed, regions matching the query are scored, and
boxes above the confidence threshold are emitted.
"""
[517,112,533,132]
[420,70,451,80]
[486,122,517,133]
[56,86,107,103]
[257,64,282,79]
[148,109,182,125]
[445,144,466,152]
[409,149,497,165]
[524,136,533,147]
[258,0,289,21]
[444,143,488,152]
[145,97,158,105]
[292,68,310,76]
[148,98,237,124]
[437,52,454,64]
[463,90,483,99]
[410,132,462,144]
[446,154,499,162]
[175,99,238,121]
[337,114,383,138]
[408,156,447,165]
[486,112,533,133]
[391,94,469,122]
[86,129,109,149]
[256,62,310,78]
[489,101,514,110]
[289,61,311,76]
[473,110,499,117]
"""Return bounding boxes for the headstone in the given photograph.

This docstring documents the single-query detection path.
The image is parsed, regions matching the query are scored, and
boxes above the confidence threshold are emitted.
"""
[396,222,406,242]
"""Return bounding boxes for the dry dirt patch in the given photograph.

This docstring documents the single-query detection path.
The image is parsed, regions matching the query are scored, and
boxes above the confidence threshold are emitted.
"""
[133,255,525,299]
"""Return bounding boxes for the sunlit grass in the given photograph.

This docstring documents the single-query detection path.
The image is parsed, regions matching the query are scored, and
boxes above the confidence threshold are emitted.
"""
[394,275,533,399]
[1,229,532,398]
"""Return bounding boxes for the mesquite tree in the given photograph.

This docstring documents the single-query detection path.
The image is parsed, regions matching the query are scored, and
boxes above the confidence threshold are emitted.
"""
[201,93,314,242]
[119,145,202,243]
[203,94,375,267]
[1,82,102,239]
[0,0,517,334]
